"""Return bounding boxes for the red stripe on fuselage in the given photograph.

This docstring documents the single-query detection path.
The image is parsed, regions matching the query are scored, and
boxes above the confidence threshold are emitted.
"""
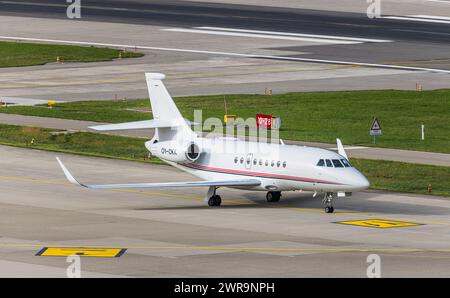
[180,163,342,185]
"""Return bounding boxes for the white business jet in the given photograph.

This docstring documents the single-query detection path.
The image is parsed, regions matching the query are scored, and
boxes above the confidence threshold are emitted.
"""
[56,73,369,213]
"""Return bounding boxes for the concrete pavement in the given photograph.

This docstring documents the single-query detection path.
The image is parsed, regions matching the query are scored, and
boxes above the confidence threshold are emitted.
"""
[0,145,449,277]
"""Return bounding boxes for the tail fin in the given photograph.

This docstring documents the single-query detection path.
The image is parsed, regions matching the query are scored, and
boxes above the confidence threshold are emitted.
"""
[145,73,193,141]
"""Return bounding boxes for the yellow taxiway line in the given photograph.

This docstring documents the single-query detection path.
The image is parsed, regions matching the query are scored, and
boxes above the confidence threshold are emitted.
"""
[1,243,450,255]
[1,174,450,226]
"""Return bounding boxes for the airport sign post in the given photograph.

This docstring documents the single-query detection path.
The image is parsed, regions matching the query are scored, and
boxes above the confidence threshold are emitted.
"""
[256,114,273,129]
[422,123,425,141]
[370,118,382,144]
[256,114,282,130]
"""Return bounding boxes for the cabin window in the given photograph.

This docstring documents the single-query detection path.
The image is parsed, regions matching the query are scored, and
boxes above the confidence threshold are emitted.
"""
[325,159,333,167]
[265,160,269,166]
[282,161,287,168]
[341,159,351,167]
[246,158,251,165]
[277,161,281,167]
[253,158,257,165]
[240,157,244,164]
[271,160,275,167]
[234,157,238,164]
[259,159,263,166]
[332,159,344,168]
[317,159,325,167]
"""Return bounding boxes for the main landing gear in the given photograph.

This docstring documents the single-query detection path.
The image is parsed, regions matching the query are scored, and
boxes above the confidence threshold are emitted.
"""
[206,186,222,207]
[322,192,335,213]
[208,195,222,207]
[266,191,281,202]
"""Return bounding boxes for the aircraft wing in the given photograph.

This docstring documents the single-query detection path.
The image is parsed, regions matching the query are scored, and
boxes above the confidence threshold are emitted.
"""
[56,157,261,189]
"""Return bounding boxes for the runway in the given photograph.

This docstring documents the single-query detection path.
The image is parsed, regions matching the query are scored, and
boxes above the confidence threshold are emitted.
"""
[0,0,449,100]
[0,145,449,277]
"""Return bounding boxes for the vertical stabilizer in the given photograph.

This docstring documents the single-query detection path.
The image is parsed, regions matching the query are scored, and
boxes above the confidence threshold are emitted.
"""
[145,73,193,141]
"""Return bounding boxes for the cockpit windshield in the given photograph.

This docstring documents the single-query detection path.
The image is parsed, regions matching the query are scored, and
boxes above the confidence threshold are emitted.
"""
[341,159,351,167]
[316,158,352,168]
[332,159,344,168]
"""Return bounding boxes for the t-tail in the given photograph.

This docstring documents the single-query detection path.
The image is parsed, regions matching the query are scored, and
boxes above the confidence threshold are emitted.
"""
[145,73,195,143]
[89,73,201,163]
[90,73,196,144]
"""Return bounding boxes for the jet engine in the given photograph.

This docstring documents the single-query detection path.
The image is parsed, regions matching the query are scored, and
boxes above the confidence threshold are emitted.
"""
[147,140,204,163]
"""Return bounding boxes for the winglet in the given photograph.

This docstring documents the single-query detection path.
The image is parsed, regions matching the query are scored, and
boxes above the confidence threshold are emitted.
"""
[56,157,85,187]
[336,138,348,159]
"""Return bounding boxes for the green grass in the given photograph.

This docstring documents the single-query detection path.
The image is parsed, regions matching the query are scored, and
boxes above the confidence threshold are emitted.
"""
[0,124,158,163]
[1,89,449,153]
[0,123,448,197]
[0,41,143,67]
[351,158,450,197]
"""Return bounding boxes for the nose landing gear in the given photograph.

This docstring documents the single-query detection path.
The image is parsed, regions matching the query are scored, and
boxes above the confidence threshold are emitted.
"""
[322,192,335,213]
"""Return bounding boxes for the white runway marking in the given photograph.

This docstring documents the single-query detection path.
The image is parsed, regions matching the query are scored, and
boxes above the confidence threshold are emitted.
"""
[381,15,450,24]
[411,15,450,20]
[162,28,362,44]
[0,35,449,74]
[195,26,392,43]
[427,0,450,3]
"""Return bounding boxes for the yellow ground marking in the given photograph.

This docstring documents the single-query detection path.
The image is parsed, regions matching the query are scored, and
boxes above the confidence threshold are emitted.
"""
[336,219,421,228]
[0,175,252,205]
[0,243,450,257]
[1,174,450,225]
[323,250,450,260]
[36,247,126,257]
[287,207,324,213]
[0,175,70,186]
[284,206,450,227]
[114,189,253,205]
[335,211,450,227]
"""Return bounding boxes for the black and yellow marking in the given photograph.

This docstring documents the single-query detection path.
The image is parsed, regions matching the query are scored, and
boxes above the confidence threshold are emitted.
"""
[36,247,127,257]
[336,219,422,229]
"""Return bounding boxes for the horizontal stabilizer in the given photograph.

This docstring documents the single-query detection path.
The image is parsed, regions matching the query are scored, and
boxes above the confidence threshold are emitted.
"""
[90,119,198,132]
[90,119,173,131]
[56,157,261,189]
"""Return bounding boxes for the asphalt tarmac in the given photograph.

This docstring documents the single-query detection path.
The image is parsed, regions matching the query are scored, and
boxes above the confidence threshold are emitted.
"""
[0,0,449,100]
[0,145,449,277]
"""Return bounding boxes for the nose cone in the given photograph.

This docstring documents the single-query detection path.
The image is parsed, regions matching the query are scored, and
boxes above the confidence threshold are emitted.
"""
[341,168,369,191]
[353,171,370,191]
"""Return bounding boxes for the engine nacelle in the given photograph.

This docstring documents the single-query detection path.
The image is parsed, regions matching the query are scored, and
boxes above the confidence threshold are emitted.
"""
[147,140,203,163]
